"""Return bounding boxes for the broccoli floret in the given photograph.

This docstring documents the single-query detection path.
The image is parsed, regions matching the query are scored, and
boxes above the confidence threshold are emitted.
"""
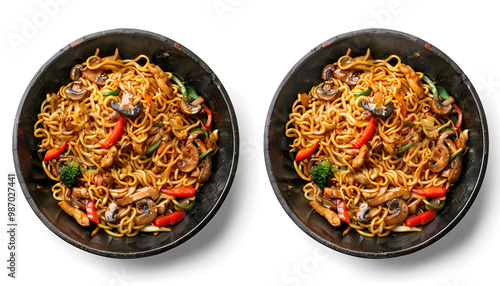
[59,161,82,187]
[311,161,334,187]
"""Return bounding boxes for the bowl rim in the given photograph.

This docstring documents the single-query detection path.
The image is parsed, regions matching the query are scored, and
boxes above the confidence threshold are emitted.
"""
[264,28,489,258]
[12,28,239,258]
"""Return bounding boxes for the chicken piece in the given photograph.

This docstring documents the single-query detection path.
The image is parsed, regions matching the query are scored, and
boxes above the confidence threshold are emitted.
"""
[58,201,90,227]
[323,186,342,199]
[72,187,90,199]
[399,63,424,99]
[352,144,369,169]
[149,64,174,98]
[100,146,117,168]
[310,201,341,227]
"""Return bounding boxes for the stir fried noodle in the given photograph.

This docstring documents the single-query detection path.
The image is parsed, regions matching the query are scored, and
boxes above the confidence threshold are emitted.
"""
[34,49,217,237]
[286,49,468,237]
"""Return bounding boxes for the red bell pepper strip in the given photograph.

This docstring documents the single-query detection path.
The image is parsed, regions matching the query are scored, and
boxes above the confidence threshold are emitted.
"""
[411,186,446,197]
[85,199,99,224]
[295,141,318,161]
[44,141,67,161]
[101,117,123,149]
[202,104,212,131]
[405,209,438,227]
[452,103,462,131]
[153,210,186,227]
[352,116,375,149]
[337,199,350,223]
[161,186,197,197]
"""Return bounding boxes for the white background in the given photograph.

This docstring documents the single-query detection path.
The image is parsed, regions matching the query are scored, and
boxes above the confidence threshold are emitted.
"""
[1,1,498,285]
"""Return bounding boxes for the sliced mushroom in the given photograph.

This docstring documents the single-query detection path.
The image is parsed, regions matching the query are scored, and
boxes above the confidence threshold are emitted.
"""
[383,141,397,155]
[65,81,89,101]
[333,68,359,85]
[180,98,202,115]
[70,64,83,81]
[317,85,340,101]
[428,144,450,173]
[356,203,371,224]
[447,153,462,184]
[134,198,158,225]
[110,99,143,118]
[198,154,212,184]
[186,130,206,146]
[177,144,200,173]
[361,99,394,119]
[430,95,453,116]
[385,198,409,225]
[81,66,108,85]
[321,64,335,81]
[116,186,160,207]
[437,130,455,146]
[408,194,423,215]
[367,187,410,207]
[105,202,120,223]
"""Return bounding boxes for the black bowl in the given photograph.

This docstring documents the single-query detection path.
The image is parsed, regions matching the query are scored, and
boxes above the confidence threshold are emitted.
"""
[264,28,488,258]
[13,28,239,258]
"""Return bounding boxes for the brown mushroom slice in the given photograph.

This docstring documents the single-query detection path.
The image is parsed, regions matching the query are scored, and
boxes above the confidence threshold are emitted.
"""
[316,85,340,101]
[361,99,394,119]
[116,186,160,207]
[105,202,120,223]
[408,196,423,215]
[383,141,397,155]
[447,153,462,184]
[65,81,89,101]
[366,187,410,207]
[186,130,206,146]
[177,144,200,173]
[180,98,202,115]
[198,154,212,184]
[356,203,371,224]
[333,68,359,85]
[314,196,336,210]
[437,130,455,146]
[134,198,158,225]
[428,144,450,173]
[70,64,83,81]
[430,95,453,116]
[385,198,409,225]
[81,66,108,85]
[110,99,143,118]
[321,64,335,81]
